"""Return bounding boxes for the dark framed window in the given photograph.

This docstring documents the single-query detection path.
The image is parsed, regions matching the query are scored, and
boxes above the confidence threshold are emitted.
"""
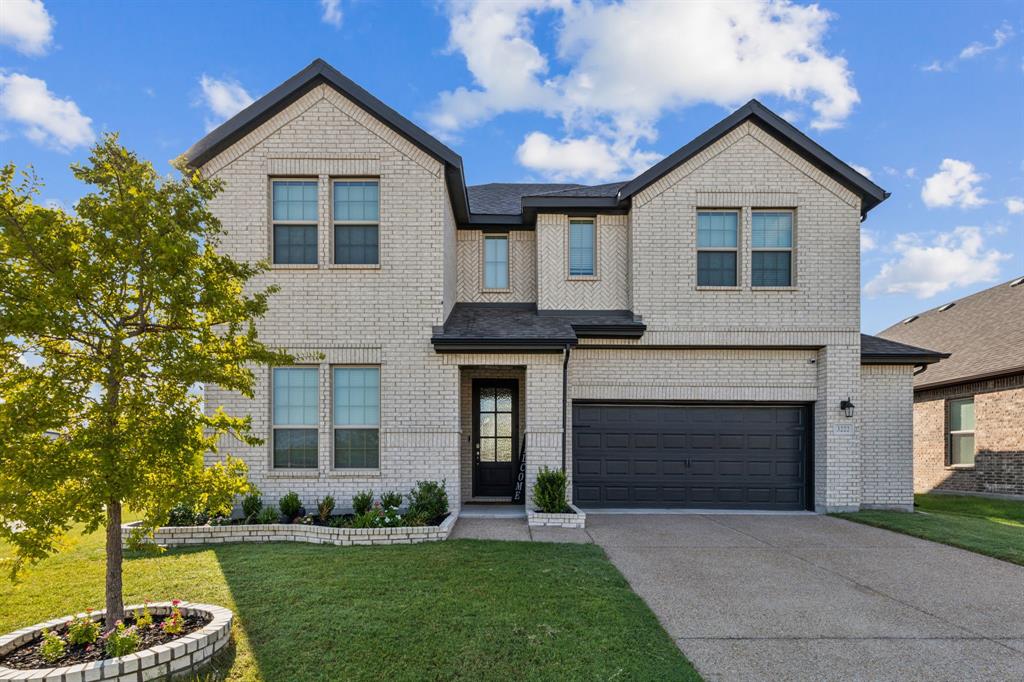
[272,180,318,264]
[333,180,379,265]
[272,367,318,468]
[697,211,738,286]
[752,211,793,286]
[569,219,596,276]
[947,397,975,466]
[483,235,509,290]
[333,367,380,468]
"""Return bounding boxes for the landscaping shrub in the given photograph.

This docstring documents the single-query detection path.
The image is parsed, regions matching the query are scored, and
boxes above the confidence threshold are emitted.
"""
[316,495,335,522]
[167,503,197,527]
[66,612,100,645]
[352,489,374,515]
[278,491,302,521]
[407,480,448,521]
[533,467,570,513]
[135,602,153,628]
[103,620,139,657]
[256,506,280,524]
[380,490,403,509]
[40,629,65,663]
[242,491,263,520]
[352,510,377,528]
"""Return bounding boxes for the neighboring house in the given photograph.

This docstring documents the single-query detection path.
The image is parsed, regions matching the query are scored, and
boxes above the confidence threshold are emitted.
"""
[183,59,943,515]
[878,278,1024,497]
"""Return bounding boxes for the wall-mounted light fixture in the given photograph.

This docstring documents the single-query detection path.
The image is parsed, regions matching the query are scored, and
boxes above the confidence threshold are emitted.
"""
[840,398,855,418]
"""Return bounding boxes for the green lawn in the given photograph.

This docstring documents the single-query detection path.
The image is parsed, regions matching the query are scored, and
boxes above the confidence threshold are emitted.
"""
[0,528,699,681]
[835,493,1024,566]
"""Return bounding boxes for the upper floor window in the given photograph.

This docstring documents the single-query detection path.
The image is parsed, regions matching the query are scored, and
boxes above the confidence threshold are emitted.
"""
[272,367,318,468]
[333,367,380,469]
[752,211,793,287]
[947,397,975,466]
[484,235,509,290]
[696,211,738,286]
[272,180,318,265]
[334,180,379,265]
[569,219,596,277]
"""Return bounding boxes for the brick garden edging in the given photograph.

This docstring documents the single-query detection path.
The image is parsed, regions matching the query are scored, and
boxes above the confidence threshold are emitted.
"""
[527,504,586,529]
[0,602,231,682]
[122,513,457,549]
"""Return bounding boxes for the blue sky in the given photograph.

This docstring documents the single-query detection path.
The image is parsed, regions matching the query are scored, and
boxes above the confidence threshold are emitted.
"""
[1,0,1021,333]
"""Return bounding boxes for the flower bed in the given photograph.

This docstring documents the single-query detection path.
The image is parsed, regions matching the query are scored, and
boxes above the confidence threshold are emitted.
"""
[123,512,457,549]
[0,602,231,681]
[527,504,587,529]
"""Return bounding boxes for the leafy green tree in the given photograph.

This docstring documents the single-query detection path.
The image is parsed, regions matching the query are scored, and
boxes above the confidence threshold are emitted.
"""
[0,135,292,626]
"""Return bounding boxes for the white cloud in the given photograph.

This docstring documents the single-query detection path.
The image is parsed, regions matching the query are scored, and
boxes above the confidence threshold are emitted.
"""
[0,0,54,56]
[198,75,254,131]
[1006,197,1024,215]
[850,164,872,179]
[960,21,1014,59]
[0,73,94,151]
[864,226,1010,299]
[860,229,877,253]
[431,0,859,181]
[320,0,342,28]
[516,131,660,182]
[921,159,987,209]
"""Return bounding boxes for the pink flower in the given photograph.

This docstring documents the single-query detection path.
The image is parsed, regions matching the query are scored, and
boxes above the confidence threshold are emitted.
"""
[171,599,181,606]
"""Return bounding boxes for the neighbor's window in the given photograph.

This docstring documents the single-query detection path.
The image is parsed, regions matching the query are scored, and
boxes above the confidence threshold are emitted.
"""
[333,367,380,469]
[948,397,975,466]
[272,180,318,265]
[569,219,596,277]
[697,211,738,286]
[333,180,379,265]
[752,211,793,287]
[483,235,509,289]
[272,367,318,468]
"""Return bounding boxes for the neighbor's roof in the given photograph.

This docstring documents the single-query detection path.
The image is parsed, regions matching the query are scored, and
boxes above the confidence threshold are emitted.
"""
[860,334,947,365]
[877,277,1024,389]
[183,59,889,225]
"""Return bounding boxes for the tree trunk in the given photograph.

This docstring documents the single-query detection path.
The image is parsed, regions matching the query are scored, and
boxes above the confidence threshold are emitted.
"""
[104,499,125,629]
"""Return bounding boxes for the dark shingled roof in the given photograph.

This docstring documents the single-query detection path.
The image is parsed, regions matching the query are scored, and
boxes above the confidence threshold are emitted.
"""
[432,304,645,350]
[535,182,628,199]
[467,184,583,215]
[877,278,1024,389]
[860,334,946,365]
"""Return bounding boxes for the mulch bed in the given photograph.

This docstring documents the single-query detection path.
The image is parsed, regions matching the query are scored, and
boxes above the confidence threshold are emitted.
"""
[1,611,212,670]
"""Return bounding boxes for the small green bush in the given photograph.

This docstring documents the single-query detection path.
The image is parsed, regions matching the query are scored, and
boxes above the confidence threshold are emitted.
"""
[66,612,100,645]
[380,490,403,509]
[533,467,569,513]
[278,491,302,521]
[104,620,139,658]
[328,515,352,528]
[316,495,335,522]
[352,489,374,515]
[40,629,65,663]
[242,491,263,520]
[352,510,377,528]
[167,503,197,527]
[256,506,280,524]
[407,480,448,521]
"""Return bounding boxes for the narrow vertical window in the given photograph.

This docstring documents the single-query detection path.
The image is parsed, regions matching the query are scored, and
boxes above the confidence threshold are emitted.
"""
[752,211,793,287]
[483,235,509,290]
[272,368,318,468]
[272,180,318,265]
[334,367,380,469]
[569,219,596,277]
[696,211,738,286]
[947,398,975,466]
[333,180,379,265]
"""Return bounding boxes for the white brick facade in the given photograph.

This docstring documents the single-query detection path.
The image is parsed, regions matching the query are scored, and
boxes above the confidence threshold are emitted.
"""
[198,79,913,514]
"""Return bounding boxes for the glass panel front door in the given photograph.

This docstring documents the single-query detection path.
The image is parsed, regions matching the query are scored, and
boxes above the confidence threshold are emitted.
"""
[473,380,518,497]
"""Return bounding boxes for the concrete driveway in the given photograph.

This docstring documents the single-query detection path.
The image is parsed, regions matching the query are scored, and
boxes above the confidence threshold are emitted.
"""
[587,513,1024,682]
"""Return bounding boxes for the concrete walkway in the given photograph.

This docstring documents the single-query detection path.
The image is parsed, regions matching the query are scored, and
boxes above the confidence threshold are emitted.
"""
[451,513,1024,681]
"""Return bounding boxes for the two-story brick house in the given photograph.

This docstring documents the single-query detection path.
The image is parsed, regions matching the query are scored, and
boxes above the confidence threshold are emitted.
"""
[184,59,943,515]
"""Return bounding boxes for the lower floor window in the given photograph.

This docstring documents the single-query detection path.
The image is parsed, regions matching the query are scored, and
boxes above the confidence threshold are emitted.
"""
[334,429,380,468]
[334,366,380,468]
[273,428,318,468]
[947,397,975,466]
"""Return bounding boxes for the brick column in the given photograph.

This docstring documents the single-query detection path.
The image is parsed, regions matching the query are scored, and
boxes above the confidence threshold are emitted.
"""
[815,344,862,511]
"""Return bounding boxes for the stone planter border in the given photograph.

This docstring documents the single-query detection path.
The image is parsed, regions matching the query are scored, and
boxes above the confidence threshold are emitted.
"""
[0,602,231,682]
[527,504,587,529]
[122,513,457,549]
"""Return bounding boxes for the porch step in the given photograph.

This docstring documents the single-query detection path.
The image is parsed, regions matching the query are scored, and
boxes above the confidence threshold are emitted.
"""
[459,504,526,519]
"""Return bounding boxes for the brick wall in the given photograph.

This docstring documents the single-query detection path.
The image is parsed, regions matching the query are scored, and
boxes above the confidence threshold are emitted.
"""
[456,229,537,303]
[536,213,631,310]
[860,365,914,509]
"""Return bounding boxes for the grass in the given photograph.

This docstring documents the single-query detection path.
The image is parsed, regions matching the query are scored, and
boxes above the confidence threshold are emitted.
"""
[835,493,1024,566]
[0,527,699,681]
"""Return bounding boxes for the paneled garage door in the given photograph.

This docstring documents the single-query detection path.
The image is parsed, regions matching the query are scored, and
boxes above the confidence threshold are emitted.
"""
[572,403,811,510]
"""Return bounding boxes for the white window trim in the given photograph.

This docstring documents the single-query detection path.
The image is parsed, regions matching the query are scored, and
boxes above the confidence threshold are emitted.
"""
[946,397,976,468]
[695,209,740,289]
[329,177,382,270]
[331,365,382,472]
[566,217,599,281]
[270,365,320,470]
[750,208,795,289]
[481,233,511,292]
[269,177,320,269]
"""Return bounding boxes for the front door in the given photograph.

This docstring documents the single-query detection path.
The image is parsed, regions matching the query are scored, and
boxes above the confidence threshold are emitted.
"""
[472,379,518,498]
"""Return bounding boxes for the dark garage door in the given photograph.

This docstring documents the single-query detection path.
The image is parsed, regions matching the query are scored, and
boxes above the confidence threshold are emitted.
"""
[572,403,811,510]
